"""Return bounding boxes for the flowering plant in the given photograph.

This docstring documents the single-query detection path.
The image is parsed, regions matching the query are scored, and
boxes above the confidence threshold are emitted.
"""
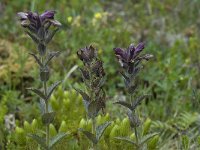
[114,42,157,149]
[76,45,111,149]
[17,10,67,150]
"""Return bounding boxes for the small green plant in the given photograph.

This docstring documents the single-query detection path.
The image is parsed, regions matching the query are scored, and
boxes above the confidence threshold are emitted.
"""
[17,10,68,149]
[76,45,111,149]
[113,42,158,149]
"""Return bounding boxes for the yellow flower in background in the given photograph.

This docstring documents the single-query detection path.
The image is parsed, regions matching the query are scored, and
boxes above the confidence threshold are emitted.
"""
[67,16,72,23]
[94,12,102,19]
[98,49,103,55]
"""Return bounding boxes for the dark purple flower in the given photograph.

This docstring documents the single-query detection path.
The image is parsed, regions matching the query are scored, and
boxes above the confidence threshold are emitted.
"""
[77,45,97,63]
[114,42,153,74]
[114,42,145,64]
[17,10,61,33]
[40,10,55,21]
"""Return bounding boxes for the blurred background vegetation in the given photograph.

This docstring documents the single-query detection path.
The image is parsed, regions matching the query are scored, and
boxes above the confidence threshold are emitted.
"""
[0,0,200,149]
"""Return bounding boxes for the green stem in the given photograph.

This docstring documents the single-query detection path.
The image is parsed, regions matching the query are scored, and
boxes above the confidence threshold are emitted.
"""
[42,57,49,149]
[130,95,139,146]
[134,127,138,145]
[44,81,49,149]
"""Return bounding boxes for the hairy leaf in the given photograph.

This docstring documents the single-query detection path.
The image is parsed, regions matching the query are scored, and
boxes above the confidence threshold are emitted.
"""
[140,133,158,146]
[79,68,90,80]
[79,128,98,144]
[45,51,60,66]
[47,81,62,100]
[127,84,138,94]
[27,134,46,149]
[27,88,46,100]
[49,132,69,149]
[29,53,43,67]
[131,95,148,111]
[120,71,130,83]
[25,31,39,44]
[114,137,137,146]
[114,101,132,111]
[74,88,90,111]
[45,28,59,44]
[127,110,140,128]
[42,112,55,125]
[88,100,100,118]
[96,121,111,141]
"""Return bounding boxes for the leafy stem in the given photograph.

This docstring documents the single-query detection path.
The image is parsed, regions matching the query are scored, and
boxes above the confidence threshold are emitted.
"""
[41,56,50,149]
[130,95,139,145]
[44,81,49,149]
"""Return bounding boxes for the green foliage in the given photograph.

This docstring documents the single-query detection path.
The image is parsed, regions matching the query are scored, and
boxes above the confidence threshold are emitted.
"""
[152,111,199,149]
[1,0,200,149]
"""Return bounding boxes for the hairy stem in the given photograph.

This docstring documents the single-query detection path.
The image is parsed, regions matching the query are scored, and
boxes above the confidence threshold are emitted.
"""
[134,127,138,145]
[89,69,97,150]
[44,81,49,149]
[42,57,49,149]
[130,95,139,145]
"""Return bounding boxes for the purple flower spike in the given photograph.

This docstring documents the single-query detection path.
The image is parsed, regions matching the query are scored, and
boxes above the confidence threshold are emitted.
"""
[17,10,61,33]
[17,10,62,56]
[77,45,97,64]
[114,42,152,74]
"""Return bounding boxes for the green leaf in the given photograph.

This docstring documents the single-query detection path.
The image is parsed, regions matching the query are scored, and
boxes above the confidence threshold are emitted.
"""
[44,51,60,66]
[29,53,43,67]
[47,81,62,100]
[27,134,47,149]
[96,121,111,141]
[114,137,137,146]
[88,100,100,118]
[79,128,98,144]
[120,71,130,82]
[74,88,90,111]
[114,101,132,111]
[140,133,158,146]
[25,31,39,44]
[49,132,69,149]
[27,88,46,100]
[132,95,149,111]
[45,28,59,44]
[42,112,55,125]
